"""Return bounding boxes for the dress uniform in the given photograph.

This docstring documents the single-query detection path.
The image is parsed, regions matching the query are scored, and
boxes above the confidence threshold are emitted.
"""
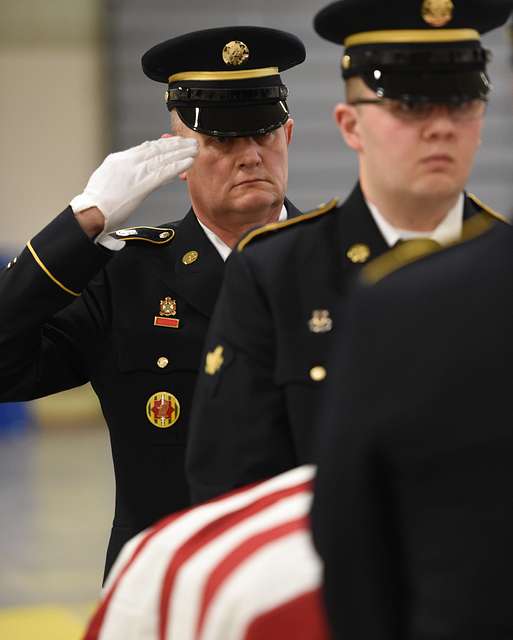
[186,0,511,505]
[312,215,513,640]
[0,26,305,578]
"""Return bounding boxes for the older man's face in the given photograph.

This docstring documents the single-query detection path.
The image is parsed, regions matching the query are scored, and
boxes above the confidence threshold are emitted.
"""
[176,119,293,221]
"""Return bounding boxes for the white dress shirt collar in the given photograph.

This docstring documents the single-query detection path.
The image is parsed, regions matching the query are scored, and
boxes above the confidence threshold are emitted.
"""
[367,193,464,248]
[196,204,288,261]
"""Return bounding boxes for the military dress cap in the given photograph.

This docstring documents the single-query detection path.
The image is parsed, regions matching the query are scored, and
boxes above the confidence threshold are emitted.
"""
[142,26,305,137]
[314,0,513,102]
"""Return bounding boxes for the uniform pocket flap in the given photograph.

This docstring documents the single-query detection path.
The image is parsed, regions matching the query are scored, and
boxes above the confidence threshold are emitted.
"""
[115,330,202,373]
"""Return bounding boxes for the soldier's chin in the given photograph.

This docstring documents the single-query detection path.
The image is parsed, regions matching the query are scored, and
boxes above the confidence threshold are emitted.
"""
[233,186,279,209]
[413,175,462,200]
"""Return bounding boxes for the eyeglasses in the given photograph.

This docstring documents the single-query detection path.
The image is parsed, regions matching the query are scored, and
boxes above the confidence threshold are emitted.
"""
[348,98,488,122]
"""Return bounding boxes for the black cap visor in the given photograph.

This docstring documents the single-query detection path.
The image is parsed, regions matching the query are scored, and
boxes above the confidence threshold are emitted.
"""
[176,101,289,137]
[362,69,491,102]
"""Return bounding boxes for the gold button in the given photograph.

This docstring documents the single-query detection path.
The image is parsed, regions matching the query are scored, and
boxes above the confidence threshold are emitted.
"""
[159,231,170,239]
[346,243,371,264]
[342,54,351,70]
[310,366,327,382]
[182,250,199,265]
[157,357,169,369]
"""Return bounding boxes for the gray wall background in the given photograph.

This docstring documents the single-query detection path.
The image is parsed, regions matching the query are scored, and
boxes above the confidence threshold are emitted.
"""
[106,0,513,225]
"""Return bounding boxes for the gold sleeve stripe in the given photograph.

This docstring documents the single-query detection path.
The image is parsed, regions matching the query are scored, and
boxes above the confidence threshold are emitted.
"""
[237,198,339,252]
[344,29,480,48]
[26,241,81,297]
[468,193,510,225]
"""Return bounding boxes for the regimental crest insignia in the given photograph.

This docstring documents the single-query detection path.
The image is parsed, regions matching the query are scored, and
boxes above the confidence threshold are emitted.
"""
[222,40,250,66]
[421,0,454,27]
[308,310,333,334]
[146,391,180,428]
[205,345,224,375]
[160,297,177,317]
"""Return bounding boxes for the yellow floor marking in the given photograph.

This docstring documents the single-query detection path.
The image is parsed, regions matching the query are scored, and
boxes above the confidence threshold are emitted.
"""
[0,605,92,640]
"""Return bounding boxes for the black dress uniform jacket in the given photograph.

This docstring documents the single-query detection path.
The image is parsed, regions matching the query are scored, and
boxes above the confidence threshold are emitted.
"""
[0,200,301,577]
[186,183,504,504]
[311,219,513,640]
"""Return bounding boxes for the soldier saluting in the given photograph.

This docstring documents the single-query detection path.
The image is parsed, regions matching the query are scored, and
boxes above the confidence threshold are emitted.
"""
[0,25,305,579]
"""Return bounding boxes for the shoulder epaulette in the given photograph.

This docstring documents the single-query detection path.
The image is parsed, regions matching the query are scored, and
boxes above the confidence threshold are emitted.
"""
[110,225,175,245]
[237,198,339,252]
[362,213,494,286]
[468,193,510,225]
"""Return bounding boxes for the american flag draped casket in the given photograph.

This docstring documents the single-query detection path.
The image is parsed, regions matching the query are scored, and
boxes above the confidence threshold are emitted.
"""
[84,465,330,640]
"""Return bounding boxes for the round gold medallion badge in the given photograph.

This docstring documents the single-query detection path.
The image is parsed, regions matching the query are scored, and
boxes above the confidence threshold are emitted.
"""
[146,391,180,428]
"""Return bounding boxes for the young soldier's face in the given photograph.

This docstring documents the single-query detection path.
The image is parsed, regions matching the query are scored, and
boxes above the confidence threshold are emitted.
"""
[336,79,484,205]
[177,119,293,220]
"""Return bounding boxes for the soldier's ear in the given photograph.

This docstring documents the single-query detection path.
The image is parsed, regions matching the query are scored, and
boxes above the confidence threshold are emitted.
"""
[283,118,294,145]
[334,102,362,152]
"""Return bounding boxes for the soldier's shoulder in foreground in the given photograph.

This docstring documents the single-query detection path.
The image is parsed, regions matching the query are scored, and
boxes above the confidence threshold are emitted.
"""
[237,198,340,253]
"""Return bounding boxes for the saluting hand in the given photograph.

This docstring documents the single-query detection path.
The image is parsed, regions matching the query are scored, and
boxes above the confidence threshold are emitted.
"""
[70,136,198,243]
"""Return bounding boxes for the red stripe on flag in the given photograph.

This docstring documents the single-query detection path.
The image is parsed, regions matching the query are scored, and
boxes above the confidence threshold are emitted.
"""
[196,516,306,638]
[158,480,311,640]
[243,589,331,640]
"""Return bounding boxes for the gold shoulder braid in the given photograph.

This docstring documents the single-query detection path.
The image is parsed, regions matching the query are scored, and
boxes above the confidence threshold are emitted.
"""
[237,198,339,252]
[362,212,497,285]
[467,193,510,225]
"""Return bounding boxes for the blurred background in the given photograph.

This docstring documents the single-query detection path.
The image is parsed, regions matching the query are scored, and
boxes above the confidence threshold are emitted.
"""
[1,1,512,637]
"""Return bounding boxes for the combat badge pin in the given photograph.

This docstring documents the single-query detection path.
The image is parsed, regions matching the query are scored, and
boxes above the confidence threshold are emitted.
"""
[154,297,180,329]
[308,310,333,333]
[146,391,180,428]
[422,0,454,27]
[205,345,224,375]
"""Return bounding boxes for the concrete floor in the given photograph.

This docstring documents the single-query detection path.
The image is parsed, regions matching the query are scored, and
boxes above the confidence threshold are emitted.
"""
[0,420,113,638]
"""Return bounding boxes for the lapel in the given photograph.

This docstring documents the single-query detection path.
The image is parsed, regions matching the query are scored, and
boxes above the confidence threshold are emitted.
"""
[284,198,302,219]
[154,209,225,319]
[152,200,302,319]
[328,182,390,294]
[463,192,480,221]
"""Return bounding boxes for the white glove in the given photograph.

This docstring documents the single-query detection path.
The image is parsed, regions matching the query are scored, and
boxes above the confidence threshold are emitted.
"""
[70,136,198,247]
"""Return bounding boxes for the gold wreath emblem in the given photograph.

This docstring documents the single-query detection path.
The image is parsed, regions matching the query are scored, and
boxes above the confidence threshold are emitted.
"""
[422,0,454,27]
[222,40,250,66]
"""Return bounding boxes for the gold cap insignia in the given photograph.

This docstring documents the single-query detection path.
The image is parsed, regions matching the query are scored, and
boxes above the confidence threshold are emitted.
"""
[422,0,454,27]
[182,250,199,265]
[222,40,250,66]
[146,391,180,428]
[346,243,371,264]
[308,310,333,334]
[342,54,351,70]
[159,297,176,317]
[205,345,224,375]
